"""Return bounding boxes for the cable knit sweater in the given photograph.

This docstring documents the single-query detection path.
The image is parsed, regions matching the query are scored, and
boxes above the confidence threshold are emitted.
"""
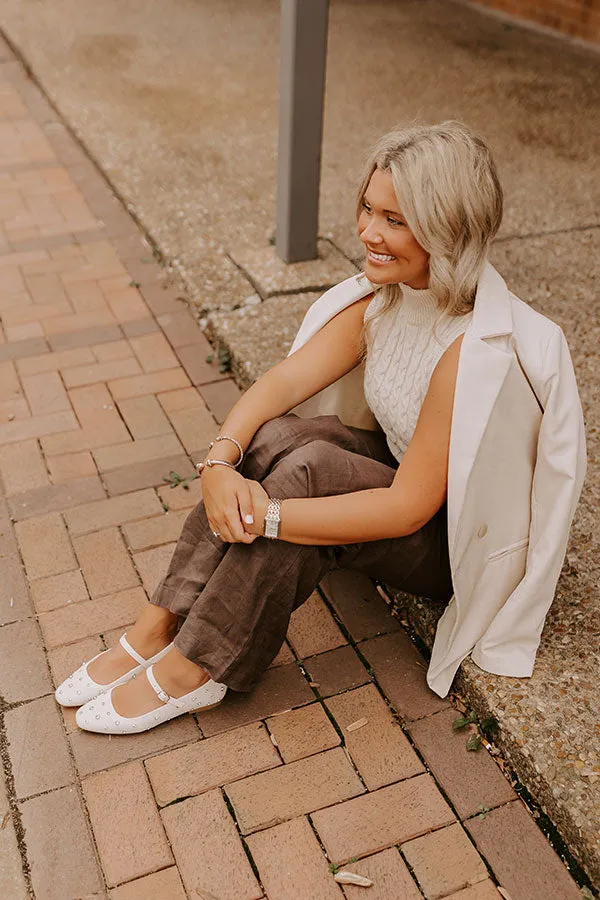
[363,284,472,462]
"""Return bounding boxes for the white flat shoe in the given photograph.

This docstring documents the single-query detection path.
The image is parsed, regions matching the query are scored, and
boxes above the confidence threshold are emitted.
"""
[75,665,227,734]
[54,634,175,707]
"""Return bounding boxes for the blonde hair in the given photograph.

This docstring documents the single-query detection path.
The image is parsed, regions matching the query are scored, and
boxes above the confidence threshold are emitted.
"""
[357,121,503,357]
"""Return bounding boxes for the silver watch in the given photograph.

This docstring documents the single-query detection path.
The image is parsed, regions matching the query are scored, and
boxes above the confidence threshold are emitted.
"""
[263,498,282,539]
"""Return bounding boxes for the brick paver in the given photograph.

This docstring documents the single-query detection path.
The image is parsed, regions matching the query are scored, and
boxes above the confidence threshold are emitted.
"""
[5,695,74,799]
[445,882,502,899]
[246,816,343,900]
[303,642,371,696]
[0,37,584,900]
[161,791,263,900]
[226,746,365,834]
[73,526,139,596]
[265,702,340,762]
[325,684,424,790]
[15,511,76,579]
[69,715,199,778]
[402,822,489,899]
[361,630,451,721]
[312,774,455,865]
[465,800,583,900]
[408,707,517,818]
[19,787,103,899]
[30,567,89,613]
[108,867,187,900]
[145,721,280,806]
[287,589,347,657]
[0,617,51,702]
[83,762,173,887]
[335,848,422,900]
[0,776,28,899]
[198,661,314,736]
[38,585,147,648]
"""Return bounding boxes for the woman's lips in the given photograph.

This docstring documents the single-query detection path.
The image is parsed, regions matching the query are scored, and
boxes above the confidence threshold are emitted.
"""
[366,249,396,265]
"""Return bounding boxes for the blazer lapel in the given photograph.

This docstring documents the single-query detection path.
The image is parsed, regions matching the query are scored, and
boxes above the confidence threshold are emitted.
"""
[447,263,514,558]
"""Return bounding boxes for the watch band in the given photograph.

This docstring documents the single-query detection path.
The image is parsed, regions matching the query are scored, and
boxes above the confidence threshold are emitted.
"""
[263,497,282,539]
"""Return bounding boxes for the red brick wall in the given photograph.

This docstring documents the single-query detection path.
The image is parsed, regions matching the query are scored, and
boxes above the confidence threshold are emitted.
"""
[471,0,600,44]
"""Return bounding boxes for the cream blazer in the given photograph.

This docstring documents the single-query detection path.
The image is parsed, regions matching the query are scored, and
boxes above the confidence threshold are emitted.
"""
[287,262,587,698]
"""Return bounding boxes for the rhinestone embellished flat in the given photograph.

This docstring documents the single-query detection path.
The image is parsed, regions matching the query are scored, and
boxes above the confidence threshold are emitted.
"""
[54,634,174,707]
[75,665,227,734]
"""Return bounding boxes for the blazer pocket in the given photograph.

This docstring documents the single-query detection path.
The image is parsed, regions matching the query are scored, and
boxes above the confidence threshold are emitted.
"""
[487,537,529,562]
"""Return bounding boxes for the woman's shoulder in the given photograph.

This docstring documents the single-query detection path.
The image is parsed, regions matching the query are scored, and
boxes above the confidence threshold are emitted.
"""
[509,291,563,341]
[362,290,384,323]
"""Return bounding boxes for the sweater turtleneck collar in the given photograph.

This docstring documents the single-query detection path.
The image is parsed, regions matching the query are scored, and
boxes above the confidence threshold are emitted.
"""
[400,282,439,326]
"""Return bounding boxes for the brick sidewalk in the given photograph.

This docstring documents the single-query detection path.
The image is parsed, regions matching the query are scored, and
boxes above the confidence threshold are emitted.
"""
[0,37,585,900]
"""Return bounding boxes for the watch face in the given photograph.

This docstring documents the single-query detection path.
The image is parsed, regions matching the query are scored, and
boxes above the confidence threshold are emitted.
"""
[265,518,278,538]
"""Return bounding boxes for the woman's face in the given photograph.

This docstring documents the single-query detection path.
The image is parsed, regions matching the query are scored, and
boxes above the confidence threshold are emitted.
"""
[358,167,430,289]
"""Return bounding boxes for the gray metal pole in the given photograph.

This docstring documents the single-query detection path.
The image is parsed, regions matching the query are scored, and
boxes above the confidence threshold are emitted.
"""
[276,0,330,263]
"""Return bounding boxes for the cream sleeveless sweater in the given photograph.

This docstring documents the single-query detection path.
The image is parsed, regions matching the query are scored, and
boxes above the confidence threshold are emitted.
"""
[363,284,472,462]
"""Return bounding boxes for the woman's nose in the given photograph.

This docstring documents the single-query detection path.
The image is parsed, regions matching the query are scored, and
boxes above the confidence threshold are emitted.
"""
[360,220,383,244]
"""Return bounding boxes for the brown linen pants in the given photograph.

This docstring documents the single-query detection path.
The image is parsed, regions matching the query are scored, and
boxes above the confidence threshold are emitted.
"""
[150,413,453,691]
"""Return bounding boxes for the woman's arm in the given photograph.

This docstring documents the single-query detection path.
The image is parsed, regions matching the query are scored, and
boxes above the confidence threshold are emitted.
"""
[248,335,464,544]
[199,295,373,543]
[208,295,374,466]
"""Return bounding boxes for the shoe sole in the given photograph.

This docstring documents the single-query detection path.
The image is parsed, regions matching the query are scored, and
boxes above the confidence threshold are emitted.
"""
[191,699,225,714]
[80,699,226,734]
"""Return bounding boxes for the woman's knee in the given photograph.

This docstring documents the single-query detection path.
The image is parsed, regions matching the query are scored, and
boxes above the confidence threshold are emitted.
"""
[262,439,340,496]
[244,415,297,462]
[251,416,286,445]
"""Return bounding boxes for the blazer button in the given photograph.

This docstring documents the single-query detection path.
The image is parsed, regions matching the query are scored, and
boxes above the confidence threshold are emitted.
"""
[477,524,488,538]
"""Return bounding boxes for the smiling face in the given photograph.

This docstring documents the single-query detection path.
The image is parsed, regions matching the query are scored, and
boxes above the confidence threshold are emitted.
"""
[358,167,430,289]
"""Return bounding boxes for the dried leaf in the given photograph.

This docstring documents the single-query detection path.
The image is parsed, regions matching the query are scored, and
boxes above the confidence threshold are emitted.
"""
[334,870,373,887]
[346,717,368,733]
[308,681,320,688]
[1,811,10,829]
[497,888,514,900]
[270,733,278,747]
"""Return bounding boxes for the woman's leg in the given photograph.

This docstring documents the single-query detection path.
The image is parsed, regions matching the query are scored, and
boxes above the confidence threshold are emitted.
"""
[148,413,390,620]
[109,436,401,716]
[168,438,402,692]
[334,502,454,605]
[88,414,390,685]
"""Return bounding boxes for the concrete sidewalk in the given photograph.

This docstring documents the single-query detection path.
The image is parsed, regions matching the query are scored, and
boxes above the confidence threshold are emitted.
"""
[0,33,592,900]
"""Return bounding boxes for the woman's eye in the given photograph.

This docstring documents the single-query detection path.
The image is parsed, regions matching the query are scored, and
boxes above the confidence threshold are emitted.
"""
[361,201,372,212]
[388,217,404,226]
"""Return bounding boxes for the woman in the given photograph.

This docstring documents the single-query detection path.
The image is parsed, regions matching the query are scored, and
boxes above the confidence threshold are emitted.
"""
[56,121,586,734]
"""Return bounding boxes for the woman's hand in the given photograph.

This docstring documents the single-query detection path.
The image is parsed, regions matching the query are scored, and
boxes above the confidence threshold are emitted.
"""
[242,480,270,536]
[201,467,261,544]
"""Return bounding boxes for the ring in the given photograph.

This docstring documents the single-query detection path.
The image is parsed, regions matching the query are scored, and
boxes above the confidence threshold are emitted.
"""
[212,530,221,538]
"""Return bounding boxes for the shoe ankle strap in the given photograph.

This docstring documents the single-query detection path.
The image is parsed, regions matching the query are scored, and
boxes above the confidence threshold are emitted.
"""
[146,665,184,708]
[119,634,147,666]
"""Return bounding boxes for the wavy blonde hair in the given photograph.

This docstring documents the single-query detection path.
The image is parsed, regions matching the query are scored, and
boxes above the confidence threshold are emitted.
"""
[357,121,503,357]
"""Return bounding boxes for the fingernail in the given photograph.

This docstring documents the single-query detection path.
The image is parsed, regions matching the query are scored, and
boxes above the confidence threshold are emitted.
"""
[244,514,254,524]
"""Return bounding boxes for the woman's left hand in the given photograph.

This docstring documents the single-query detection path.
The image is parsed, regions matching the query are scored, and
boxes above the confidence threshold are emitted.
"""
[241,479,270,538]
